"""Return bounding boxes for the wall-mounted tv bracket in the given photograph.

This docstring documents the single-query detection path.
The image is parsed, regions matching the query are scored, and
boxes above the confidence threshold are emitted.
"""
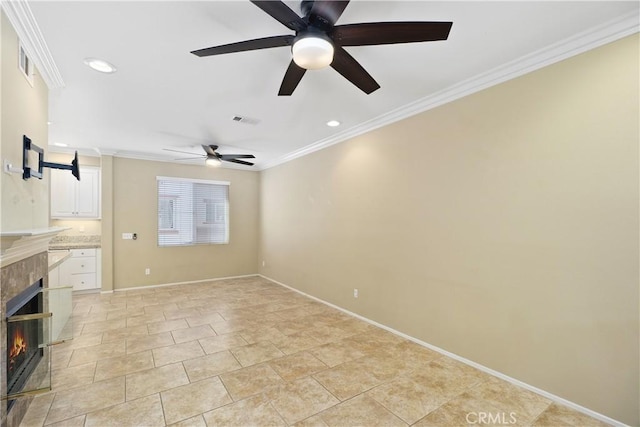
[23,135,80,181]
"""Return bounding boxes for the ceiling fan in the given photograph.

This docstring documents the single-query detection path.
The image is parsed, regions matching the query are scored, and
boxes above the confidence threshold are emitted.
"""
[164,145,256,167]
[191,0,452,96]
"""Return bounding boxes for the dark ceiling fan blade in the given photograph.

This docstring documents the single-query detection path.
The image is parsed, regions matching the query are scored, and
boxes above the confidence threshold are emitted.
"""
[219,154,256,160]
[278,60,307,96]
[201,145,218,156]
[191,35,294,57]
[224,158,255,166]
[309,1,350,27]
[330,46,380,94]
[250,0,307,32]
[164,148,202,156]
[331,21,453,46]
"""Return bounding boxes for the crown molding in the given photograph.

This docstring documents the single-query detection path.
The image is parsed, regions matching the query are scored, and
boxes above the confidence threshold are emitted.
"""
[1,0,64,88]
[259,9,639,171]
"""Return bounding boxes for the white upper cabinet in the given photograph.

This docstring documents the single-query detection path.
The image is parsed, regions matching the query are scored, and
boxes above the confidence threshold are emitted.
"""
[50,166,101,219]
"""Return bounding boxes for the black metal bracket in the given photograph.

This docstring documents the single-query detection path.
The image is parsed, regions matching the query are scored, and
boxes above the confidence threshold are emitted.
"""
[22,135,80,181]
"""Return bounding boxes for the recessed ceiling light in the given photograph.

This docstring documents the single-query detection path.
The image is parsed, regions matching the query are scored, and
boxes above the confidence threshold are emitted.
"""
[83,58,117,74]
[53,142,68,147]
[47,121,52,125]
[326,120,341,127]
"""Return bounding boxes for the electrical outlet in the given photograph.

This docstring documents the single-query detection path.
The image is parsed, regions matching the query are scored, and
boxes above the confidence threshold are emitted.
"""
[145,268,150,275]
[353,288,359,298]
[262,260,266,267]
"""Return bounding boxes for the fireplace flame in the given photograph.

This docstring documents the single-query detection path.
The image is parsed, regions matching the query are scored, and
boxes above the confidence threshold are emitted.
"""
[9,329,27,360]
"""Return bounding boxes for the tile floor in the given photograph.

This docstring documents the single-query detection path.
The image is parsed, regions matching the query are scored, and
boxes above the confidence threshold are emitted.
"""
[19,276,609,426]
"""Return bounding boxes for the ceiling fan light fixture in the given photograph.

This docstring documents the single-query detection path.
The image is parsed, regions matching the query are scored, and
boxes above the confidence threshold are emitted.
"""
[292,36,334,70]
[205,155,222,167]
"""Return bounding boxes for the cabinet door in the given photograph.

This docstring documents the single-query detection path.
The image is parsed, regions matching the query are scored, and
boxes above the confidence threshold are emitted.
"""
[50,166,101,219]
[50,169,77,217]
[76,167,100,218]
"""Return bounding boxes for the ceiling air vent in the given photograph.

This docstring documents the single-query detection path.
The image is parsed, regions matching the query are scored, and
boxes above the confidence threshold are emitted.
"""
[231,115,259,125]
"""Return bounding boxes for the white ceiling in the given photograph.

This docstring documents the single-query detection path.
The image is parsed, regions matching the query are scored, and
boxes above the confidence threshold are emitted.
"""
[18,1,640,169]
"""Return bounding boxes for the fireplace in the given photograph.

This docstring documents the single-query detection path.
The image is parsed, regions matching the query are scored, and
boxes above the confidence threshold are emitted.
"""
[5,280,44,408]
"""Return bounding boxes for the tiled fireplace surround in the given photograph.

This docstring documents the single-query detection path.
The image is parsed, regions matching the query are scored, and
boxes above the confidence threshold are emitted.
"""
[0,251,49,427]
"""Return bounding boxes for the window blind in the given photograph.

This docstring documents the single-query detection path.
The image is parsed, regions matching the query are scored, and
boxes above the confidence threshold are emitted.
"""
[157,176,230,247]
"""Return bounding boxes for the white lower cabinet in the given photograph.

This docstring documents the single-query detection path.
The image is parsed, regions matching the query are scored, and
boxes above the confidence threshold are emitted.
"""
[58,248,102,291]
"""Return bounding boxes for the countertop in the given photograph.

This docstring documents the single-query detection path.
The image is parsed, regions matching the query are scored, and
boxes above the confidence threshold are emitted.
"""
[48,249,71,270]
[49,235,101,250]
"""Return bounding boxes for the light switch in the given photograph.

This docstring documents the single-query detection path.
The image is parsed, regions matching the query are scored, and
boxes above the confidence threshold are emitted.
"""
[122,233,133,240]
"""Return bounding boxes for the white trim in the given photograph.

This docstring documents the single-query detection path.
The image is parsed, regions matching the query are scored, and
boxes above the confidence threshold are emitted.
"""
[258,274,630,427]
[156,176,230,186]
[0,227,70,268]
[112,274,258,292]
[259,9,640,171]
[1,0,65,89]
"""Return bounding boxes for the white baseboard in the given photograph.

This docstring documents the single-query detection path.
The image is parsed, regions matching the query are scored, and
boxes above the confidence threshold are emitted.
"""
[259,274,627,427]
[112,273,259,293]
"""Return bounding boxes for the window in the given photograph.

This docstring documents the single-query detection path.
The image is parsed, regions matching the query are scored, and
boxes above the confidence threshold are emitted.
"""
[18,41,34,86]
[157,176,230,246]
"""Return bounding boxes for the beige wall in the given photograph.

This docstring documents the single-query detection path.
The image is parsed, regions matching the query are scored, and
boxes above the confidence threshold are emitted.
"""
[0,11,49,231]
[112,157,259,289]
[259,35,639,425]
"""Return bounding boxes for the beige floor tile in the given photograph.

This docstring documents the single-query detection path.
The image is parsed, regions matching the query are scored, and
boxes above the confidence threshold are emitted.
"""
[51,347,73,370]
[293,414,330,427]
[300,324,354,345]
[308,339,367,367]
[182,350,242,382]
[230,341,285,367]
[101,324,149,343]
[366,357,489,424]
[203,394,286,426]
[220,363,285,400]
[47,414,86,427]
[531,403,610,427]
[126,331,174,354]
[68,341,126,366]
[85,394,165,427]
[240,326,289,344]
[94,350,155,382]
[125,312,166,327]
[80,318,126,335]
[152,340,205,367]
[198,333,248,354]
[53,332,103,351]
[161,376,233,424]
[268,351,328,382]
[167,414,207,427]
[316,394,407,426]
[466,376,552,425]
[345,329,407,353]
[313,359,381,401]
[20,392,55,427]
[147,318,189,335]
[171,324,216,344]
[125,362,190,401]
[185,312,225,327]
[270,376,339,424]
[45,377,125,424]
[272,331,322,355]
[163,307,204,321]
[51,362,96,392]
[143,302,180,314]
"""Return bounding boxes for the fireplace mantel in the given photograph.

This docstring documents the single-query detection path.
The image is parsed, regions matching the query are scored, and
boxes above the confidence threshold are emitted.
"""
[0,227,69,268]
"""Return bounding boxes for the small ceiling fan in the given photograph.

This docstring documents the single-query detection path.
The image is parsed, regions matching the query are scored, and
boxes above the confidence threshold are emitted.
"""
[191,0,452,96]
[164,145,256,167]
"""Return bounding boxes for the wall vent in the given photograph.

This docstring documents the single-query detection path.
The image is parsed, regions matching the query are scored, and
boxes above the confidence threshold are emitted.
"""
[231,115,260,125]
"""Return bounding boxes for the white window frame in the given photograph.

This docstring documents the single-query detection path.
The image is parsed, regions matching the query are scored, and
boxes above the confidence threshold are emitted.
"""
[157,176,230,247]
